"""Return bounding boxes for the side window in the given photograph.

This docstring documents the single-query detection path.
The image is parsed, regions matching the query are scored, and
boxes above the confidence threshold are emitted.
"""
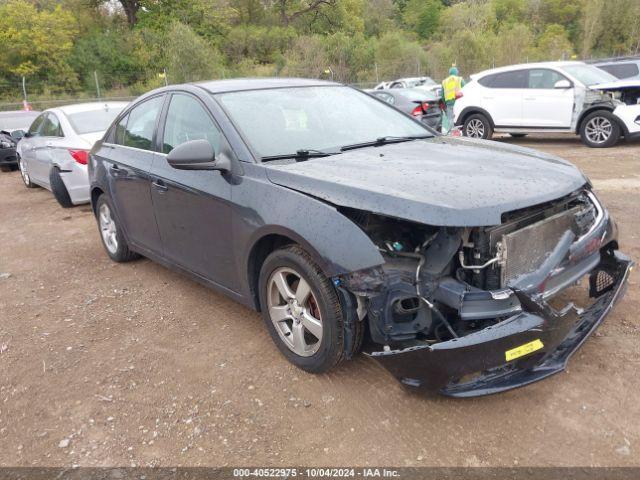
[598,63,639,79]
[123,96,164,151]
[27,114,46,136]
[527,69,567,89]
[373,92,394,104]
[479,70,527,89]
[41,114,63,137]
[161,94,221,155]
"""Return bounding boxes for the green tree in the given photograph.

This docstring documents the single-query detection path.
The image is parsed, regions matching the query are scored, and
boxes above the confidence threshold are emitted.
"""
[535,24,573,60]
[402,0,442,40]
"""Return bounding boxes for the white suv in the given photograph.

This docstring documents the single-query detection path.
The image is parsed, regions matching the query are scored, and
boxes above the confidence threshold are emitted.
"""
[454,61,640,148]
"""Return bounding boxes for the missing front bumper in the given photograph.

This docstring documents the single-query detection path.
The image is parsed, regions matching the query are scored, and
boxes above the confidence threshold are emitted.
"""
[366,250,633,397]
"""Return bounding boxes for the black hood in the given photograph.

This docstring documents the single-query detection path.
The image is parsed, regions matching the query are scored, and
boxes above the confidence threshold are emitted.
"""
[265,136,587,226]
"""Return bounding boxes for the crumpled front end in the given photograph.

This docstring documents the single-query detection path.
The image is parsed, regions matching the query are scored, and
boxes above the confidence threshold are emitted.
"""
[336,188,633,396]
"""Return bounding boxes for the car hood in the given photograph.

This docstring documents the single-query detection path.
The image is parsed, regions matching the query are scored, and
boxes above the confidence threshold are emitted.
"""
[591,79,640,91]
[265,137,587,226]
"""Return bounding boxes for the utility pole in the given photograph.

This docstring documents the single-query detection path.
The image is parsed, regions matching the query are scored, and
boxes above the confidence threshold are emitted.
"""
[375,62,379,83]
[163,68,168,86]
[94,71,101,100]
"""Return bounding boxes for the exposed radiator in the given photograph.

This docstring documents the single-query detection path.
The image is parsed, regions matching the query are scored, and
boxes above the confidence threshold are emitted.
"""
[500,206,583,286]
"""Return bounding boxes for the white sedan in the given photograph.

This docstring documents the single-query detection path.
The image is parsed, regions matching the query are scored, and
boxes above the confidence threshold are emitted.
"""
[17,102,128,207]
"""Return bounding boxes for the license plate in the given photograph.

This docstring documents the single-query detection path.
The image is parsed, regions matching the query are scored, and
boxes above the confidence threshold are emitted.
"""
[505,339,544,361]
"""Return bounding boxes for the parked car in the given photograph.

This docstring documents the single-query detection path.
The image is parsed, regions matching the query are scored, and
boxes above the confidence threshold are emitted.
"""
[0,110,41,172]
[453,61,640,147]
[89,78,631,397]
[375,76,442,97]
[17,102,128,207]
[368,88,442,130]
[591,56,640,80]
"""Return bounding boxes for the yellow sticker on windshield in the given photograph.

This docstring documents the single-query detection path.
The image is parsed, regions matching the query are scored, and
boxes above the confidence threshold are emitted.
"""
[505,339,544,361]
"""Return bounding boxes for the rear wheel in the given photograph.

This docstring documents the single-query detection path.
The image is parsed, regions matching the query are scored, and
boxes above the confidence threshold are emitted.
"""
[0,165,12,172]
[49,167,74,208]
[18,155,36,188]
[580,110,620,148]
[258,245,345,373]
[95,194,139,262]
[463,113,493,140]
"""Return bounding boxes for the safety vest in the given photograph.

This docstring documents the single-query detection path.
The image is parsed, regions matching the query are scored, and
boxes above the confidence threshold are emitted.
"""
[442,75,463,102]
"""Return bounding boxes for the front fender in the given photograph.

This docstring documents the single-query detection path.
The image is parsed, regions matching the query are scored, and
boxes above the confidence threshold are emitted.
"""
[232,165,384,301]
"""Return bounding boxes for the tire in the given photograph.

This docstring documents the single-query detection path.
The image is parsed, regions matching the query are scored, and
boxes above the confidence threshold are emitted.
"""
[18,155,37,188]
[509,133,527,138]
[49,167,74,208]
[580,110,621,148]
[0,165,12,173]
[95,194,140,263]
[463,113,493,140]
[258,245,345,374]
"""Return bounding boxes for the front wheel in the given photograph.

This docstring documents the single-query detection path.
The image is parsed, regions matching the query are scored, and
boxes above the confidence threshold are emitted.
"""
[258,245,346,373]
[580,111,620,148]
[463,113,493,140]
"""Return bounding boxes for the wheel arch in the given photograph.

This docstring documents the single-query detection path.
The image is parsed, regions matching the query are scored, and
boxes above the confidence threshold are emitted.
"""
[90,186,105,215]
[577,105,615,133]
[456,107,495,128]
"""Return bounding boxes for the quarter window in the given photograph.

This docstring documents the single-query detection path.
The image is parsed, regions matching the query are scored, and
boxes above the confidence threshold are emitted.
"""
[372,92,395,105]
[123,96,163,151]
[27,114,46,136]
[527,69,568,89]
[161,94,221,155]
[478,70,527,89]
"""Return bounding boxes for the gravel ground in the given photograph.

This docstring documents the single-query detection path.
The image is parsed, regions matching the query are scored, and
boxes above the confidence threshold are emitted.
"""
[0,134,638,468]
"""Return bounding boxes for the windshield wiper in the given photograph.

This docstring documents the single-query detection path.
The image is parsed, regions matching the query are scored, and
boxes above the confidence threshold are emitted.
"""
[261,149,339,162]
[340,134,432,152]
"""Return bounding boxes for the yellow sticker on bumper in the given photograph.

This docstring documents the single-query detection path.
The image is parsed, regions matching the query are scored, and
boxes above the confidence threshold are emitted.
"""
[505,339,544,361]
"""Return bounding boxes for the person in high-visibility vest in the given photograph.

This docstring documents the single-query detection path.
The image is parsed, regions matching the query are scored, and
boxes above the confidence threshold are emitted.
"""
[440,66,465,134]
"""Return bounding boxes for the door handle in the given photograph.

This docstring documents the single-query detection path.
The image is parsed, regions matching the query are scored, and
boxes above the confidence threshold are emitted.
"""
[152,179,168,193]
[109,164,126,177]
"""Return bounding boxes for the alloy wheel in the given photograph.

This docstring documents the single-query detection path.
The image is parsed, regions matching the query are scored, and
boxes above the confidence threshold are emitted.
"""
[466,119,485,138]
[267,267,323,357]
[585,116,612,145]
[99,203,119,254]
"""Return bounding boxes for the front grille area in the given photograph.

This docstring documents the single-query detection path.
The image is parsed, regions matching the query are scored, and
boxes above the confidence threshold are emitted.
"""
[499,194,598,287]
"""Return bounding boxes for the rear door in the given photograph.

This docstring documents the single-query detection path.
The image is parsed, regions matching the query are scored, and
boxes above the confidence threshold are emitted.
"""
[19,113,46,182]
[521,68,574,128]
[478,70,527,127]
[32,113,65,186]
[103,95,165,254]
[150,92,234,288]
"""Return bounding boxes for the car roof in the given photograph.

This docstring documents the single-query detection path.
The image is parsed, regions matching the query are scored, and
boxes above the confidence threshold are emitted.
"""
[51,101,130,115]
[196,77,339,94]
[472,61,586,78]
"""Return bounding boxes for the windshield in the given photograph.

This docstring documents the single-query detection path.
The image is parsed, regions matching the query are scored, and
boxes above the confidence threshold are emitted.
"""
[0,111,40,131]
[561,64,618,86]
[67,106,125,134]
[216,86,431,158]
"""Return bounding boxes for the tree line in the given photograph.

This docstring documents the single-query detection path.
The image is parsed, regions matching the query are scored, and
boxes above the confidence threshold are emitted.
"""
[0,0,639,101]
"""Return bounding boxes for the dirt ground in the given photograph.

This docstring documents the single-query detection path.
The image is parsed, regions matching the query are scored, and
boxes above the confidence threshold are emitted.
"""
[0,134,639,468]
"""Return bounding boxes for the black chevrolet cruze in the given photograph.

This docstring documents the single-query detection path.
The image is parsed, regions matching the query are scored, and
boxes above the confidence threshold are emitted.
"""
[89,78,632,397]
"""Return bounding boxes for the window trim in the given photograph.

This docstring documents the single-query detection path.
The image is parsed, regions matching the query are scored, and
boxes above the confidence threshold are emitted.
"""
[41,112,64,138]
[27,113,46,137]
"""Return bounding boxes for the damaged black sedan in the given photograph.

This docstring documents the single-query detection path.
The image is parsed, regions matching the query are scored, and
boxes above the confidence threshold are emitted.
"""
[89,79,632,397]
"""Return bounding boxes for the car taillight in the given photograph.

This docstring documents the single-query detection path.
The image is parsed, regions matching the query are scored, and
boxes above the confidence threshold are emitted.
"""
[411,105,423,116]
[68,149,89,165]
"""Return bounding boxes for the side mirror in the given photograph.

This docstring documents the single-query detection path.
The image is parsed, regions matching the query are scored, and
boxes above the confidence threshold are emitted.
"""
[166,139,230,172]
[554,79,572,89]
[11,129,25,140]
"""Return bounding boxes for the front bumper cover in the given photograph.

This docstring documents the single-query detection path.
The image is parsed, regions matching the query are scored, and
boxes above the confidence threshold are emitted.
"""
[367,250,632,397]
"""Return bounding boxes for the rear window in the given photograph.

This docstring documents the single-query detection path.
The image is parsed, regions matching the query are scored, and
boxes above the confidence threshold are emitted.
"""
[598,63,639,79]
[67,106,125,134]
[478,70,527,88]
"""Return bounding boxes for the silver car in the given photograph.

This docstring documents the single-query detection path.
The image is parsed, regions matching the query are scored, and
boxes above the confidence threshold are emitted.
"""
[17,102,128,207]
